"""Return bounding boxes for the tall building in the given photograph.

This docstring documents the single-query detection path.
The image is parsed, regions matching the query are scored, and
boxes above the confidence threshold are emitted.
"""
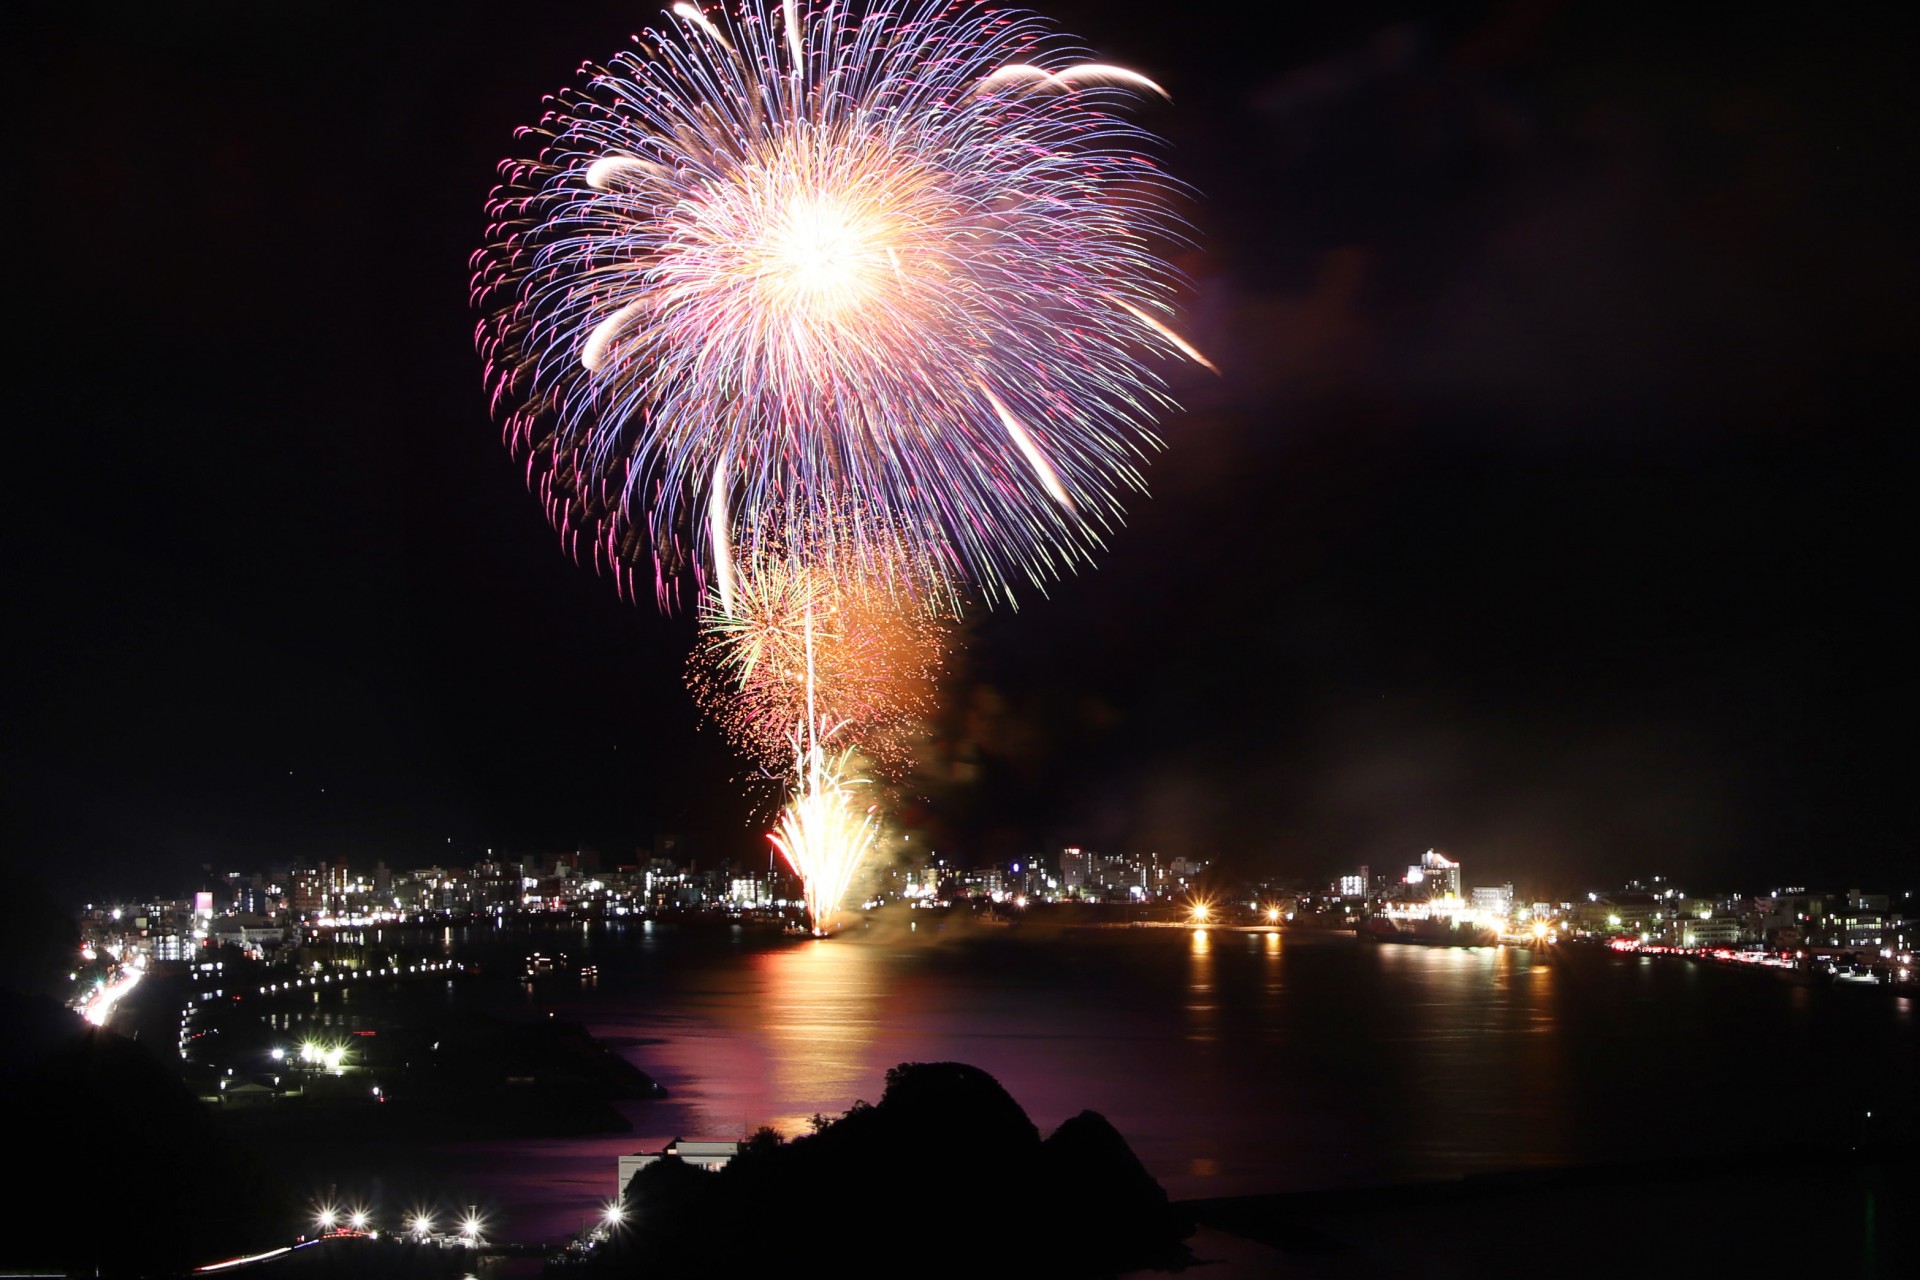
[1059,847,1087,896]
[290,865,328,921]
[1407,850,1462,900]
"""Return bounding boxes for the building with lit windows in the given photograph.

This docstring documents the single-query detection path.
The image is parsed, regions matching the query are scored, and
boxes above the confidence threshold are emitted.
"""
[1470,884,1514,918]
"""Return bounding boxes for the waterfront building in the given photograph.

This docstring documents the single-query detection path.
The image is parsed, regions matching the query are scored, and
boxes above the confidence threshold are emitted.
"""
[1572,892,1658,938]
[1422,850,1462,899]
[209,914,286,952]
[1405,850,1462,900]
[619,1139,742,1197]
[1679,914,1744,948]
[1470,884,1514,918]
[1090,854,1135,896]
[1059,847,1088,897]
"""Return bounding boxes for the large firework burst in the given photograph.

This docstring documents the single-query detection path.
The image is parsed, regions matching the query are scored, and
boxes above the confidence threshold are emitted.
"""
[472,0,1204,606]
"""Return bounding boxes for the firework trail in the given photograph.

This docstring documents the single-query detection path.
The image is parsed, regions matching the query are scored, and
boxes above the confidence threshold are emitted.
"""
[472,0,1206,607]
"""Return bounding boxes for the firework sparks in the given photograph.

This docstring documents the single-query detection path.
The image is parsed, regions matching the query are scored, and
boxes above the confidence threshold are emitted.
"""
[769,737,878,934]
[473,0,1206,605]
[688,549,948,776]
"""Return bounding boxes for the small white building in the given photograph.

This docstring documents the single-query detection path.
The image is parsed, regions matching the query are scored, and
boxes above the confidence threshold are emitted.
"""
[1470,884,1514,918]
[618,1138,741,1197]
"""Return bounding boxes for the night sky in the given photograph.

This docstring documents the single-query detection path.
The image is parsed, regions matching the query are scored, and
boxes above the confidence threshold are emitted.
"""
[7,1,1913,902]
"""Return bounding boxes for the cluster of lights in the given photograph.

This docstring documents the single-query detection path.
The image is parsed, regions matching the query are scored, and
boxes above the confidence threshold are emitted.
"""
[1603,939,1913,989]
[311,1205,375,1238]
[297,1041,349,1073]
[75,953,145,1028]
[313,1205,489,1247]
[172,962,460,1071]
[254,960,455,997]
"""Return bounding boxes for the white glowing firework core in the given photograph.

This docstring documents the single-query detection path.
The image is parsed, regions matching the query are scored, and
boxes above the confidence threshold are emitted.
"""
[657,125,949,360]
[765,194,877,316]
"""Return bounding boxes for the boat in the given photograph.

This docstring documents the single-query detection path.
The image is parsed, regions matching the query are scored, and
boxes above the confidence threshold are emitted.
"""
[1359,914,1498,946]
[523,951,573,979]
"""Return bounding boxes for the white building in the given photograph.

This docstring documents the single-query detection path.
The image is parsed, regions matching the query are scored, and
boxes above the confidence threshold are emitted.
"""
[1470,884,1514,918]
[1680,915,1744,947]
[618,1139,742,1197]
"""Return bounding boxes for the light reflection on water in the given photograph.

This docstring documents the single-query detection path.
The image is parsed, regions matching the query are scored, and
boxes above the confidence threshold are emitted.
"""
[1184,928,1216,1043]
[381,924,1915,1244]
[745,938,888,1134]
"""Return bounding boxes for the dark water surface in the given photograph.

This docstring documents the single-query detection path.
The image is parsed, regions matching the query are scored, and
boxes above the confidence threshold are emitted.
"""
[383,920,1915,1243]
